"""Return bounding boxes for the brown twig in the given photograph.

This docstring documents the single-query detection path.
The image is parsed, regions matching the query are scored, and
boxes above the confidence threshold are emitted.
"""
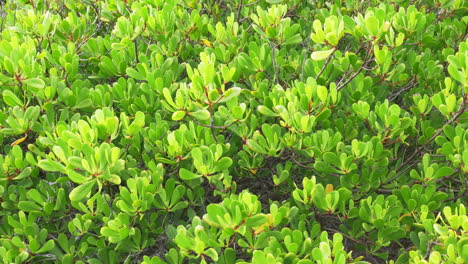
[236,0,243,23]
[316,47,337,80]
[336,54,374,91]
[187,115,239,129]
[323,227,371,245]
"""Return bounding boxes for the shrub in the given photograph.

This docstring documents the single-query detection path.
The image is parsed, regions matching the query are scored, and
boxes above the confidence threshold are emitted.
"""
[0,0,466,263]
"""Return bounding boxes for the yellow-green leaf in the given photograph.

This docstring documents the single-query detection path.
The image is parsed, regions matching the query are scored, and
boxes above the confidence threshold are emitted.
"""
[311,49,334,61]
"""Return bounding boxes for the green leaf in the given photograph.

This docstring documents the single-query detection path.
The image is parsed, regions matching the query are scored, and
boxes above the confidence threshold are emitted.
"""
[172,110,186,121]
[352,101,370,119]
[73,98,93,109]
[434,167,453,179]
[162,88,176,108]
[252,250,267,263]
[27,189,45,205]
[395,33,405,46]
[100,227,120,238]
[221,248,236,264]
[231,105,245,120]
[57,234,69,252]
[297,260,314,264]
[2,90,23,107]
[214,157,232,172]
[23,78,45,89]
[205,248,219,261]
[245,214,268,227]
[374,45,385,64]
[11,236,26,249]
[283,34,303,45]
[66,169,90,184]
[132,111,145,128]
[38,160,66,172]
[171,201,189,211]
[447,55,460,68]
[317,86,328,102]
[69,180,96,202]
[311,20,325,44]
[110,42,128,50]
[365,16,379,36]
[18,201,42,211]
[257,105,278,117]
[3,57,15,74]
[179,168,201,180]
[13,167,32,180]
[36,240,55,254]
[265,26,277,38]
[126,68,146,80]
[323,152,340,167]
[54,188,66,211]
[189,109,210,120]
[311,49,335,61]
[191,147,204,163]
[218,87,241,103]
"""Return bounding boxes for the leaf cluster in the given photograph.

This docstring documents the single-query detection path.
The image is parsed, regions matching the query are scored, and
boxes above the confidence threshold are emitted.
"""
[0,0,467,263]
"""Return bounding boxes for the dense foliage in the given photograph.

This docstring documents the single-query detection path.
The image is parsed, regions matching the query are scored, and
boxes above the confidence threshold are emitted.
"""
[0,0,467,263]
